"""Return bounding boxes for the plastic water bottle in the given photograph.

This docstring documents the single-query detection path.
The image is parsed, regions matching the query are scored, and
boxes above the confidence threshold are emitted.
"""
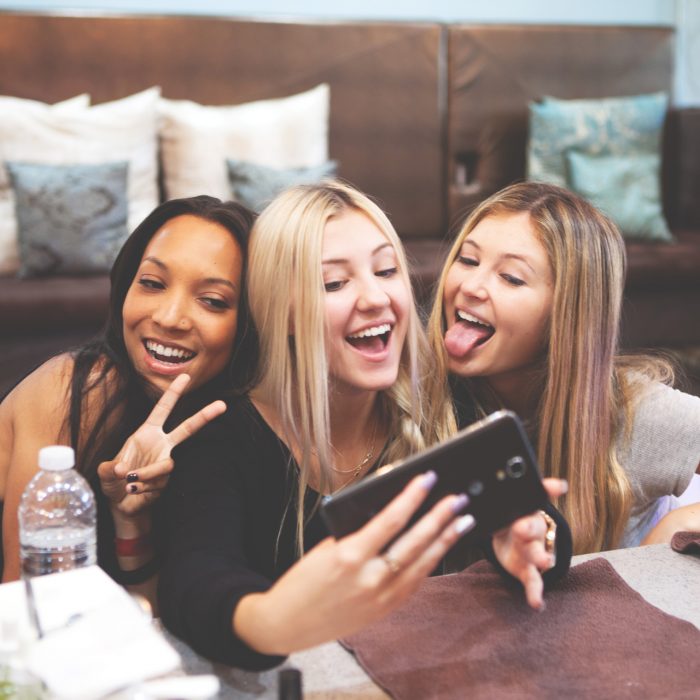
[18,445,97,578]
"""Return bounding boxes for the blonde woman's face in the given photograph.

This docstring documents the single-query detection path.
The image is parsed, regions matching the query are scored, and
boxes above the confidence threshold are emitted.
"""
[321,209,410,395]
[443,212,553,392]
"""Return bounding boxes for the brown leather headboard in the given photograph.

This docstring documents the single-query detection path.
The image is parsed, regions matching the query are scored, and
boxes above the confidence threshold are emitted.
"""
[0,12,444,239]
[447,24,674,232]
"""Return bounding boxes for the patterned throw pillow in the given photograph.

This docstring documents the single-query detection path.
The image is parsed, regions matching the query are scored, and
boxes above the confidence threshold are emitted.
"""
[7,161,129,278]
[226,159,338,212]
[527,92,670,241]
[566,151,673,242]
[0,87,159,275]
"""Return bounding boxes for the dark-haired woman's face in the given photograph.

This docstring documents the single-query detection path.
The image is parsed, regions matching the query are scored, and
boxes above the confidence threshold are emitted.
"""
[122,214,243,394]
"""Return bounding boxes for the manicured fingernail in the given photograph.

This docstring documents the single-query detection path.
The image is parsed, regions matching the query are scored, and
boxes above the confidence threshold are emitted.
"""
[128,484,138,493]
[126,473,138,483]
[560,480,569,494]
[452,493,469,513]
[455,513,475,534]
[421,470,437,490]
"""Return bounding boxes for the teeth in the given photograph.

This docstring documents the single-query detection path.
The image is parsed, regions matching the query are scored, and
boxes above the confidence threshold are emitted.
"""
[457,310,493,329]
[145,340,195,361]
[348,323,391,339]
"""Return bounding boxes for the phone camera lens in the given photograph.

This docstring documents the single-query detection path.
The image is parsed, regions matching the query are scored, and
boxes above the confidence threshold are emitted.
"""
[505,456,527,479]
[468,480,484,496]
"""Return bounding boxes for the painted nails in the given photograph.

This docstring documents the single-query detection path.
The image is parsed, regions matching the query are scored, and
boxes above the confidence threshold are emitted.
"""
[420,470,438,490]
[126,473,138,483]
[452,493,470,513]
[455,513,476,535]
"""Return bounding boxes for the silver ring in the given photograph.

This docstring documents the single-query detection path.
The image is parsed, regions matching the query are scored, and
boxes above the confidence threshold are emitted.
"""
[381,551,402,574]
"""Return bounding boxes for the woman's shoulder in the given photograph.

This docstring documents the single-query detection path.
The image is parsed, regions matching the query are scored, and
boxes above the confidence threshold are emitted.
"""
[631,379,700,424]
[1,353,75,423]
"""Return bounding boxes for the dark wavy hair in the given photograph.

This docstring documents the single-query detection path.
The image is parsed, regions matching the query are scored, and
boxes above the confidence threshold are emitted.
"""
[69,196,258,480]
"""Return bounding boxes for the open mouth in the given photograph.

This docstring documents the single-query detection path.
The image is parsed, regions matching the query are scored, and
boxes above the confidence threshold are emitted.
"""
[143,339,196,365]
[346,322,392,352]
[455,310,495,346]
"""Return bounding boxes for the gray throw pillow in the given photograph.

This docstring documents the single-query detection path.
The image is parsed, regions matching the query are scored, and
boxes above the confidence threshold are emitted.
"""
[226,159,338,212]
[7,160,129,278]
[566,150,673,242]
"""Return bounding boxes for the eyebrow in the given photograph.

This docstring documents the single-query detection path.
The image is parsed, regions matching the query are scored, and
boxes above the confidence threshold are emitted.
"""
[462,239,537,275]
[141,256,238,291]
[322,242,394,266]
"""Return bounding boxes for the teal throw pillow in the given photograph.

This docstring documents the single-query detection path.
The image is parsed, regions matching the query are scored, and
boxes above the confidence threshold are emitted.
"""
[527,92,668,186]
[7,161,129,278]
[566,150,673,242]
[227,159,338,212]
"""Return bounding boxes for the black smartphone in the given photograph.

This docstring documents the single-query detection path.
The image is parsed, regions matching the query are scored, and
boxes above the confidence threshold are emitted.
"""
[321,410,549,544]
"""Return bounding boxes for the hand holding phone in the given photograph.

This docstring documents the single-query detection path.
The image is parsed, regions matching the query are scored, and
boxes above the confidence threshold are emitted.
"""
[322,410,548,546]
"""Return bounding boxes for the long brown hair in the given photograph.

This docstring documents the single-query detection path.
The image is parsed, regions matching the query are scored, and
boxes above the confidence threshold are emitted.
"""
[427,182,672,553]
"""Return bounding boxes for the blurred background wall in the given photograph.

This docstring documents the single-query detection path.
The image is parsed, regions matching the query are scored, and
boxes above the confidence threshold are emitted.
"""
[1,0,697,104]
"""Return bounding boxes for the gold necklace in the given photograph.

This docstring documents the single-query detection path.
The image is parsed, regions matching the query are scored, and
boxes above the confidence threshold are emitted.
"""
[330,419,379,480]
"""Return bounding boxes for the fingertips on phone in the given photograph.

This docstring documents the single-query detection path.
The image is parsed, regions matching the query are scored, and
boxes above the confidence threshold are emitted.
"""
[455,513,475,535]
[420,470,437,491]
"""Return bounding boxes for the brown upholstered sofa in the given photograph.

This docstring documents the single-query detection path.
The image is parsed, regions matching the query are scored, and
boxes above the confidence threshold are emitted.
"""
[1,13,698,396]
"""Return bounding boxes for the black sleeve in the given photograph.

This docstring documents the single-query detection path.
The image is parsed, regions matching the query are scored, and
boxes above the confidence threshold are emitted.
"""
[157,429,286,671]
[479,501,573,587]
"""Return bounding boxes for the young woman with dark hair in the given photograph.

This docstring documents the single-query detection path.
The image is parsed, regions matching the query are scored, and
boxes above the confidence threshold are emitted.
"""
[1,196,257,599]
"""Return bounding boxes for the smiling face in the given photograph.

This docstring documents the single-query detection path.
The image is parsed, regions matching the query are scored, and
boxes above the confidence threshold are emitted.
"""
[443,211,554,400]
[321,209,411,395]
[122,214,243,394]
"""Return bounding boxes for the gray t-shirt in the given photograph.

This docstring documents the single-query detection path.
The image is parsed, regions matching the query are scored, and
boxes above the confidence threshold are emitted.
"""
[618,381,700,547]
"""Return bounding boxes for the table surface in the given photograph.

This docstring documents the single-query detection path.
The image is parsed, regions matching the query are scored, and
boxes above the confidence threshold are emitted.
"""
[167,544,700,699]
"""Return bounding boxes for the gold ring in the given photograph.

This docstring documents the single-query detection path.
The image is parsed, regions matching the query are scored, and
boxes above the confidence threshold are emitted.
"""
[381,551,402,574]
[539,510,557,566]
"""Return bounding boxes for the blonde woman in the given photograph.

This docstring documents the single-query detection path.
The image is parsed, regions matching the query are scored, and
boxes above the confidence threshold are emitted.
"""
[427,181,700,556]
[158,182,565,670]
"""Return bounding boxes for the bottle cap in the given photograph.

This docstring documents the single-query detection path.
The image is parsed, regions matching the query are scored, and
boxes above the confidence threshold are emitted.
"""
[38,445,75,471]
[278,667,302,700]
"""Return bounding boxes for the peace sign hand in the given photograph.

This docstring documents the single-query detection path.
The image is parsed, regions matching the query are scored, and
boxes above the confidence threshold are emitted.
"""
[97,374,226,516]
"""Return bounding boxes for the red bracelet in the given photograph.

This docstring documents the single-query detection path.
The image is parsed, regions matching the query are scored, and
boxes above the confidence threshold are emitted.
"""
[115,534,153,557]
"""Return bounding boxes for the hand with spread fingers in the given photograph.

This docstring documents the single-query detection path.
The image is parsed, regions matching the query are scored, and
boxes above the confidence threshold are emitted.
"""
[234,471,476,656]
[491,477,568,610]
[98,373,226,517]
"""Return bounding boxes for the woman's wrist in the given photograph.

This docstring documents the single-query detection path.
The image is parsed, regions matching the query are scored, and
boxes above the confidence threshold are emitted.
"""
[111,508,152,539]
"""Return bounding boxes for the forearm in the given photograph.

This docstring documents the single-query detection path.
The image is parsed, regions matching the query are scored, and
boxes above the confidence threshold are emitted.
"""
[641,503,700,545]
[234,591,289,657]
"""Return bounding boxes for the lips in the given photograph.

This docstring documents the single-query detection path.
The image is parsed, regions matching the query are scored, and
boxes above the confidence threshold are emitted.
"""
[346,322,392,354]
[143,339,196,365]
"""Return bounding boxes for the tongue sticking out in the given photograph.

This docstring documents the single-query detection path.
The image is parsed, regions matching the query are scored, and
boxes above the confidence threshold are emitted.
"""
[444,323,491,358]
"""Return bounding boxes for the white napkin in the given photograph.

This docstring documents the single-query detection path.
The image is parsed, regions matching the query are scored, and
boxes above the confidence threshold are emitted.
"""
[1,566,180,700]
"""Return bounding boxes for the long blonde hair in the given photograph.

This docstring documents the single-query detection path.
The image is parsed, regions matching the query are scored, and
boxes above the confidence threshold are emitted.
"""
[427,181,673,553]
[248,181,435,554]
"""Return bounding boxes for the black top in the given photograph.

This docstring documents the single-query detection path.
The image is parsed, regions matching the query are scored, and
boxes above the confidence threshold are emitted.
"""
[158,394,572,671]
[158,396,339,670]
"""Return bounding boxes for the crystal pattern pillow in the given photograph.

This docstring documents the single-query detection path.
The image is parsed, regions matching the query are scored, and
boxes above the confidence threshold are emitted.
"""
[0,93,91,275]
[0,87,159,276]
[527,92,668,186]
[7,161,129,278]
[227,159,338,212]
[159,84,330,201]
[565,150,673,242]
